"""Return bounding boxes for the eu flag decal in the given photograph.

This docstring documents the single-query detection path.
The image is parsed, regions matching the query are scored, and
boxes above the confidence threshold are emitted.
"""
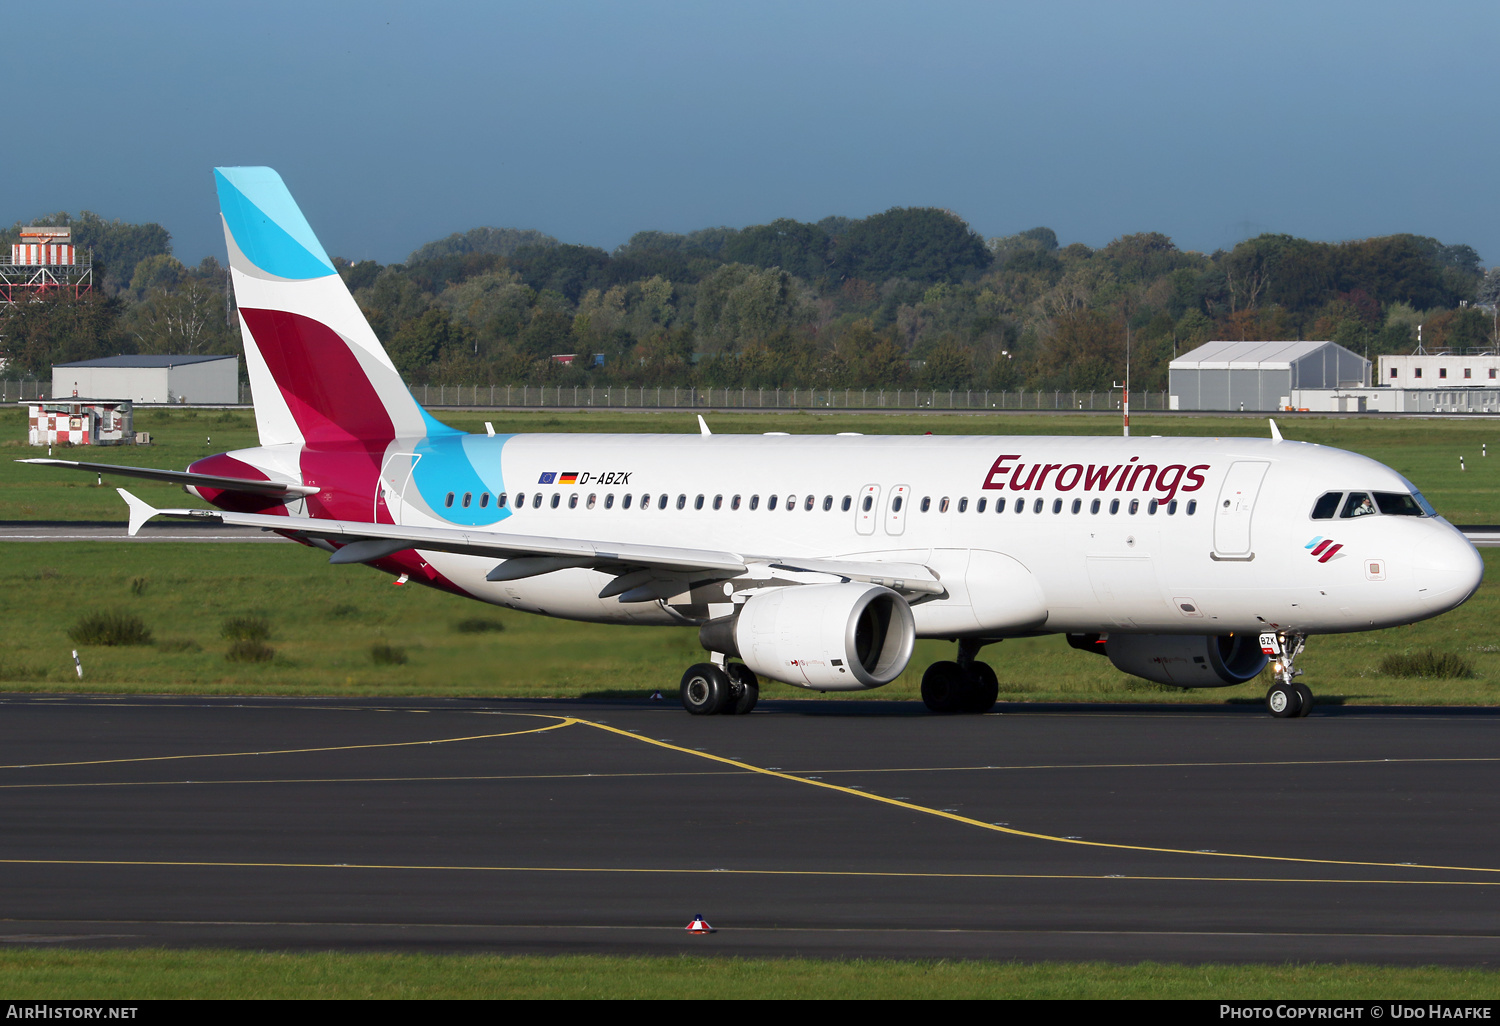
[538,472,557,484]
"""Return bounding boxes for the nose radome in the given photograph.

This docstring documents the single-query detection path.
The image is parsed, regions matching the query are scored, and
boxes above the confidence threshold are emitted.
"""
[1408,526,1484,613]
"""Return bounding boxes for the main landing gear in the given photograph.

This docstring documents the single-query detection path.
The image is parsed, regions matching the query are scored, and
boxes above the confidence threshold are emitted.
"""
[921,639,1000,714]
[680,662,759,716]
[1263,632,1313,718]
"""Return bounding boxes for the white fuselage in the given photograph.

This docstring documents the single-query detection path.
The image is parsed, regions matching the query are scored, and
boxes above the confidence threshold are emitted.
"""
[285,431,1482,639]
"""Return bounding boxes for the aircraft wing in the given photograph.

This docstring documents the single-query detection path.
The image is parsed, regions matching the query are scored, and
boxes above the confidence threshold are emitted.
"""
[19,459,320,497]
[115,488,945,598]
[116,488,746,577]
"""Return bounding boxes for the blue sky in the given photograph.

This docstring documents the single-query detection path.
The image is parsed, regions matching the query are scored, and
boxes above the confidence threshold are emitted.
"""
[5,1,1496,266]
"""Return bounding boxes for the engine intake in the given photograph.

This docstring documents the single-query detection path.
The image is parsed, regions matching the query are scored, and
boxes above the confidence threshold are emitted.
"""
[700,583,915,691]
[1104,633,1268,688]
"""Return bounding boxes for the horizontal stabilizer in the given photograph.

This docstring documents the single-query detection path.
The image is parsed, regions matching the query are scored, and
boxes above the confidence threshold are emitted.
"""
[19,459,319,497]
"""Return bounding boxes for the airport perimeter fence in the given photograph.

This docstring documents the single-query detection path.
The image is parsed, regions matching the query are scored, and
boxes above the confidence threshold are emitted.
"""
[7,378,1170,413]
[383,384,1175,413]
[1,380,48,402]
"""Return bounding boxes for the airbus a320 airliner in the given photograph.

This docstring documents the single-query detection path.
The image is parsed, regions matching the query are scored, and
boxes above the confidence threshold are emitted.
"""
[26,168,1485,718]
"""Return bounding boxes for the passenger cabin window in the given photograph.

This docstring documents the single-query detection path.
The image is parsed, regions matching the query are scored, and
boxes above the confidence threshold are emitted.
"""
[1109,499,1120,514]
[861,495,872,512]
[921,497,931,513]
[569,494,578,509]
[939,497,950,513]
[586,493,596,509]
[958,497,968,513]
[659,494,669,510]
[622,494,633,509]
[462,492,472,508]
[1052,498,1062,514]
[732,494,742,510]
[1128,499,1139,515]
[1167,499,1178,515]
[713,495,723,510]
[1341,492,1376,518]
[444,492,455,508]
[892,496,903,512]
[750,495,760,510]
[605,494,614,509]
[1187,500,1197,515]
[841,496,852,512]
[1014,498,1025,513]
[977,498,987,513]
[1071,499,1082,514]
[694,494,704,510]
[677,494,687,510]
[1090,498,1100,514]
[497,493,508,508]
[551,494,561,509]
[822,496,833,511]
[768,495,779,510]
[1148,499,1159,514]
[805,495,815,511]
[479,493,490,508]
[1311,492,1342,519]
[1032,498,1043,514]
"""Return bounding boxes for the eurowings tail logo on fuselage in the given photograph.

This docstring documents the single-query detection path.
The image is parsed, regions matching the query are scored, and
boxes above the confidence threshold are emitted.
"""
[1306,537,1344,562]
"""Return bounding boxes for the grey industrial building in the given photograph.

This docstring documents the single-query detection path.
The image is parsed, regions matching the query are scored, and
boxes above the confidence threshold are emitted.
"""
[1169,340,1369,412]
[51,355,239,404]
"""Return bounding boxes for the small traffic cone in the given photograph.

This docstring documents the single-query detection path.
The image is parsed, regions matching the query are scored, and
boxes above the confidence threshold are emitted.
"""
[650,690,664,701]
[685,914,715,934]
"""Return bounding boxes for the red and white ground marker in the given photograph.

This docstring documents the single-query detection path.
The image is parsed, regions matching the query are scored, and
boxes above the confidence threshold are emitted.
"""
[685,914,715,935]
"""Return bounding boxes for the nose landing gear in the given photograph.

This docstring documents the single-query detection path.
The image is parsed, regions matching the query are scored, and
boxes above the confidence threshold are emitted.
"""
[1263,632,1312,718]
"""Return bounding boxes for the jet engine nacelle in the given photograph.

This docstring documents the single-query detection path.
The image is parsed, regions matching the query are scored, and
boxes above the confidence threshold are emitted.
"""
[700,583,915,691]
[1104,633,1268,688]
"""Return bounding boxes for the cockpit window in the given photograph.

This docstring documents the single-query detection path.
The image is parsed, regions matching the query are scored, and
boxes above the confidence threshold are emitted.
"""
[1340,492,1376,518]
[1374,492,1426,517]
[1311,492,1342,519]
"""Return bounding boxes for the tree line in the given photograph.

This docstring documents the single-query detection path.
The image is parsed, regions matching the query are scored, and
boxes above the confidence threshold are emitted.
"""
[3,205,1496,393]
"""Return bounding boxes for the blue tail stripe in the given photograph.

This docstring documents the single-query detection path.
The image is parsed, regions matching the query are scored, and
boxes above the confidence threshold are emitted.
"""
[214,167,336,280]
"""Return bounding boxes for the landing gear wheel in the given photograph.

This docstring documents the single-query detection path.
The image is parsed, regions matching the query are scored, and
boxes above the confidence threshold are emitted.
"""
[921,661,967,714]
[680,663,732,715]
[1293,681,1314,717]
[724,664,760,715]
[1266,682,1302,719]
[959,661,999,713]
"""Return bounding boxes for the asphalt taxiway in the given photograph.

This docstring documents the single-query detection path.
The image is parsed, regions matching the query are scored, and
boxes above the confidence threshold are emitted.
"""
[0,694,1496,963]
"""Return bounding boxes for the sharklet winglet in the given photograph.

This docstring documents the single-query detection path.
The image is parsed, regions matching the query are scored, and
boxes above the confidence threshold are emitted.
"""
[1269,418,1283,443]
[117,488,159,537]
[698,415,711,436]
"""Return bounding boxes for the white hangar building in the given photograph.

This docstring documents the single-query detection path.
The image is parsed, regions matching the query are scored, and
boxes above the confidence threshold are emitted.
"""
[51,355,239,404]
[1169,340,1369,412]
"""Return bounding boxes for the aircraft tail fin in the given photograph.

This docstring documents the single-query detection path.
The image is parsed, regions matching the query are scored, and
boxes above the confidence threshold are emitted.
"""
[213,167,454,448]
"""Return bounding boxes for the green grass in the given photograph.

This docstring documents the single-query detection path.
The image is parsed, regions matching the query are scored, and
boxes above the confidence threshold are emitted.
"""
[5,406,1500,524]
[0,950,1493,999]
[3,539,1498,703]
